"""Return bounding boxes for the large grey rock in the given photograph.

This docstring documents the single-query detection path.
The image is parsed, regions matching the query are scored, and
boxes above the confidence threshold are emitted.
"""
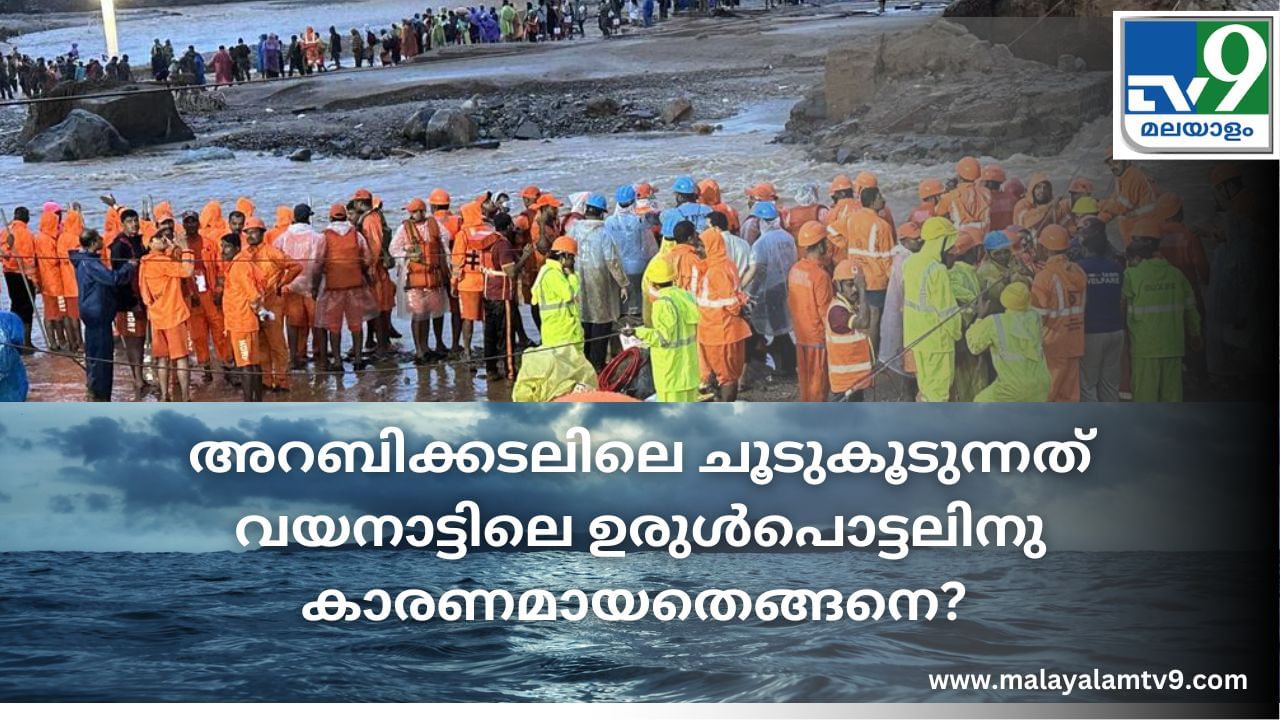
[423,108,478,149]
[402,106,434,142]
[288,147,312,162]
[661,97,693,125]
[513,118,543,140]
[22,81,194,148]
[23,109,130,162]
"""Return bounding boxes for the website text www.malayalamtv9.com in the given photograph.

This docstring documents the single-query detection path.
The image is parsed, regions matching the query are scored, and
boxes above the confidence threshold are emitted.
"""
[928,668,1248,697]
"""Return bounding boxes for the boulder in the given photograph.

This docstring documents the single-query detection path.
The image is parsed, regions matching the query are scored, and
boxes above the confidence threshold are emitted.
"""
[513,118,543,140]
[423,108,478,149]
[172,146,236,165]
[585,96,619,117]
[1057,53,1086,72]
[23,109,130,162]
[23,81,194,148]
[402,106,434,143]
[288,148,312,162]
[661,97,693,125]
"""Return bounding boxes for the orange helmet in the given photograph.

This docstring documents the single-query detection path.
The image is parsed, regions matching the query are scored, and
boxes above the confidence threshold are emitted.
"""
[534,194,563,209]
[1209,163,1241,187]
[243,216,267,231]
[405,198,427,212]
[796,220,827,248]
[956,156,981,182]
[635,182,654,199]
[1131,216,1164,240]
[950,227,982,256]
[752,182,778,201]
[520,185,541,200]
[897,221,922,239]
[352,188,373,202]
[981,164,1006,183]
[917,178,944,200]
[1154,193,1182,220]
[1067,176,1094,194]
[551,235,578,255]
[854,170,878,190]
[328,203,347,220]
[832,258,863,282]
[829,174,854,195]
[1037,224,1070,251]
[428,188,451,206]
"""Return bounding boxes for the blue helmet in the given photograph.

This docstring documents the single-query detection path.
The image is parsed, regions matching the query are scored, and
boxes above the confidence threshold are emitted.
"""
[586,193,609,211]
[750,201,778,221]
[983,230,1012,251]
[615,185,637,205]
[672,175,697,195]
[659,210,681,238]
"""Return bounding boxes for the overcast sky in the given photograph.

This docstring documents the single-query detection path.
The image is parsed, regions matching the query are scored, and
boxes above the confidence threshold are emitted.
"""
[0,403,1264,553]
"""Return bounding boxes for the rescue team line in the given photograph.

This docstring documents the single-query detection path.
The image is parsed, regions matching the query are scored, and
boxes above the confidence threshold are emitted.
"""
[237,499,1046,560]
[190,424,1097,481]
[302,584,969,623]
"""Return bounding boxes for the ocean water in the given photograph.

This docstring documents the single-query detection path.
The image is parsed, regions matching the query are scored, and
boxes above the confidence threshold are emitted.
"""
[0,550,1262,702]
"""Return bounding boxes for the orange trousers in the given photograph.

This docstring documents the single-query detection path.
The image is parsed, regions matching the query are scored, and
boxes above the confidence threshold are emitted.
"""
[260,312,290,389]
[188,294,230,365]
[797,344,830,402]
[1046,355,1081,402]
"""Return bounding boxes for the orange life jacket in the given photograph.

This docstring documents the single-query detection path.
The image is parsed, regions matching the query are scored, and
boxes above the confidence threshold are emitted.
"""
[988,191,1016,232]
[824,296,875,393]
[783,203,826,237]
[403,218,447,289]
[323,227,364,290]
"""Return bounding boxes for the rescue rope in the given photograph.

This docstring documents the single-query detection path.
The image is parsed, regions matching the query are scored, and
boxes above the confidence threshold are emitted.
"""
[2,329,624,380]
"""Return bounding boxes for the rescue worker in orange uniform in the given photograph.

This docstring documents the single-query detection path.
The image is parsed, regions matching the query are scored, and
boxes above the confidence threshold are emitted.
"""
[782,184,827,239]
[787,221,834,402]
[1100,147,1159,244]
[936,156,991,235]
[225,216,301,400]
[698,179,740,235]
[826,259,875,401]
[831,184,895,356]
[179,211,232,385]
[428,188,463,354]
[352,188,396,358]
[452,199,501,363]
[391,197,451,364]
[33,202,68,351]
[56,203,85,353]
[695,225,750,402]
[910,178,943,225]
[853,171,896,229]
[825,174,858,257]
[510,185,542,346]
[138,225,195,401]
[741,182,780,245]
[983,164,1016,232]
[1030,224,1087,402]
[1,206,38,353]
[265,206,292,246]
[274,204,322,370]
[1013,173,1065,236]
[245,216,300,391]
[312,203,376,373]
[664,219,703,293]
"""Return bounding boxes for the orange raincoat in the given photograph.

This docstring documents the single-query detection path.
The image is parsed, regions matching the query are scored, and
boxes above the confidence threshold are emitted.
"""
[1031,254,1086,402]
[787,255,834,402]
[695,227,751,384]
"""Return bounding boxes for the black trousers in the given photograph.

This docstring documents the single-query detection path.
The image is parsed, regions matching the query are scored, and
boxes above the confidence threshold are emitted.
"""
[84,320,114,400]
[483,299,514,374]
[583,321,612,371]
[4,272,34,337]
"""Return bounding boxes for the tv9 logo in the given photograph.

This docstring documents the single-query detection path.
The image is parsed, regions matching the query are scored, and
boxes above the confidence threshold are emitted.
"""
[1114,12,1278,159]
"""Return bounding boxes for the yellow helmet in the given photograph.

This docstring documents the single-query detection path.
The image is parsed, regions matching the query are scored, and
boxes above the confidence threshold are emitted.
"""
[1000,282,1031,311]
[920,216,958,243]
[1072,197,1100,215]
[648,258,676,285]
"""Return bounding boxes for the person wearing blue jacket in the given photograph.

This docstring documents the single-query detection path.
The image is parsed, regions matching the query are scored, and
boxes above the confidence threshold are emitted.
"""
[658,175,713,232]
[71,229,137,401]
[0,310,27,401]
